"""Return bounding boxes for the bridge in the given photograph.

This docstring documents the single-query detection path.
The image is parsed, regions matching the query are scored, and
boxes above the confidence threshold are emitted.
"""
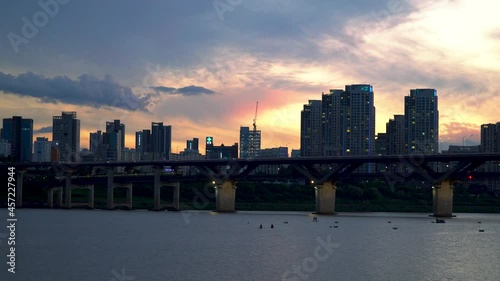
[3,153,500,217]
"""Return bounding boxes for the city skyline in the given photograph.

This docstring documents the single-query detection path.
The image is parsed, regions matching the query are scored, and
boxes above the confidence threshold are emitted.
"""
[1,1,499,153]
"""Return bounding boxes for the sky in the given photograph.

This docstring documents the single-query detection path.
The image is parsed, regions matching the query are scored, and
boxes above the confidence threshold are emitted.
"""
[1,0,499,153]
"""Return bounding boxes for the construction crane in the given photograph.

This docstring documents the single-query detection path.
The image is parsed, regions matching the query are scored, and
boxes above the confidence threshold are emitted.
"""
[251,102,259,158]
[252,101,259,132]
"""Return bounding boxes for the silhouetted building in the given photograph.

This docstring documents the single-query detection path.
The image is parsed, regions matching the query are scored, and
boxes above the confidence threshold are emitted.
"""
[386,115,406,155]
[405,89,439,154]
[291,149,301,158]
[205,137,238,159]
[443,145,481,154]
[0,139,11,158]
[186,138,199,151]
[33,137,51,162]
[136,129,152,160]
[375,133,388,155]
[151,122,171,160]
[300,100,322,157]
[480,123,500,192]
[53,112,80,162]
[103,120,124,161]
[2,116,33,162]
[480,123,500,152]
[89,130,103,153]
[240,126,261,158]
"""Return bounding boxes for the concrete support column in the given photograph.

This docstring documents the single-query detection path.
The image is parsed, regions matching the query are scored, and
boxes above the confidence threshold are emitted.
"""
[88,185,95,209]
[315,181,337,214]
[107,168,114,210]
[172,182,180,211]
[215,181,236,212]
[57,188,63,207]
[126,185,133,209]
[433,180,454,217]
[153,167,162,210]
[48,188,54,208]
[16,170,25,208]
[64,173,72,209]
[48,187,63,208]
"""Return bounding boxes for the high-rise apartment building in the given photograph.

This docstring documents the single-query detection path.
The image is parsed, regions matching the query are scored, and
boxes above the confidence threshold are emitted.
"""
[2,116,33,162]
[386,115,406,155]
[106,120,125,151]
[240,126,261,158]
[103,120,124,161]
[405,89,439,154]
[480,123,500,152]
[322,85,375,157]
[151,122,171,160]
[300,100,322,157]
[53,112,80,162]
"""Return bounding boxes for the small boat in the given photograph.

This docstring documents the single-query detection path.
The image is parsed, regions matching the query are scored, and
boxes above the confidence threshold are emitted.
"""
[435,219,445,224]
[312,217,318,222]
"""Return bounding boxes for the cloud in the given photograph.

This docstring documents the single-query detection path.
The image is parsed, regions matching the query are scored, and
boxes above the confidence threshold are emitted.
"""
[33,126,52,134]
[151,85,216,96]
[0,72,156,111]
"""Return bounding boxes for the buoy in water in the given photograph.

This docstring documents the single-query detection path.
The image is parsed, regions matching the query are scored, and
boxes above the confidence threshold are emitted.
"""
[259,224,262,229]
[271,224,274,229]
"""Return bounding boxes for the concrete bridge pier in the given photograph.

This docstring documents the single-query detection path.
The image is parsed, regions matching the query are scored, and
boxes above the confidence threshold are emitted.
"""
[110,183,133,209]
[432,180,454,217]
[64,173,72,209]
[215,181,236,212]
[315,181,337,214]
[153,167,162,210]
[48,187,63,208]
[107,168,114,210]
[70,185,94,209]
[171,182,180,211]
[16,170,26,207]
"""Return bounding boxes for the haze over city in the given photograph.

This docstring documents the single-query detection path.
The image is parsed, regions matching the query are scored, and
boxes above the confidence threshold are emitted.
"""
[1,0,499,153]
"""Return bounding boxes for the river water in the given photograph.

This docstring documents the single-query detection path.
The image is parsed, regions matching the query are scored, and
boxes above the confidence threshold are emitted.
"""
[2,209,500,281]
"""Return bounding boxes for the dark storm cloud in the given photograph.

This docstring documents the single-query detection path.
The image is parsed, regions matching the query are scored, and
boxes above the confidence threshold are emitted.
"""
[0,72,155,111]
[33,126,52,134]
[151,85,216,96]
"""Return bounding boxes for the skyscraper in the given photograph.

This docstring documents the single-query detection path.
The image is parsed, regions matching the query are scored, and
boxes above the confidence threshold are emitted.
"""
[386,115,406,155]
[89,130,103,153]
[239,126,261,158]
[322,85,375,157]
[2,116,33,162]
[480,123,500,191]
[480,123,500,152]
[405,89,439,154]
[151,122,171,160]
[300,100,322,157]
[103,120,125,161]
[106,120,125,151]
[53,112,80,162]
